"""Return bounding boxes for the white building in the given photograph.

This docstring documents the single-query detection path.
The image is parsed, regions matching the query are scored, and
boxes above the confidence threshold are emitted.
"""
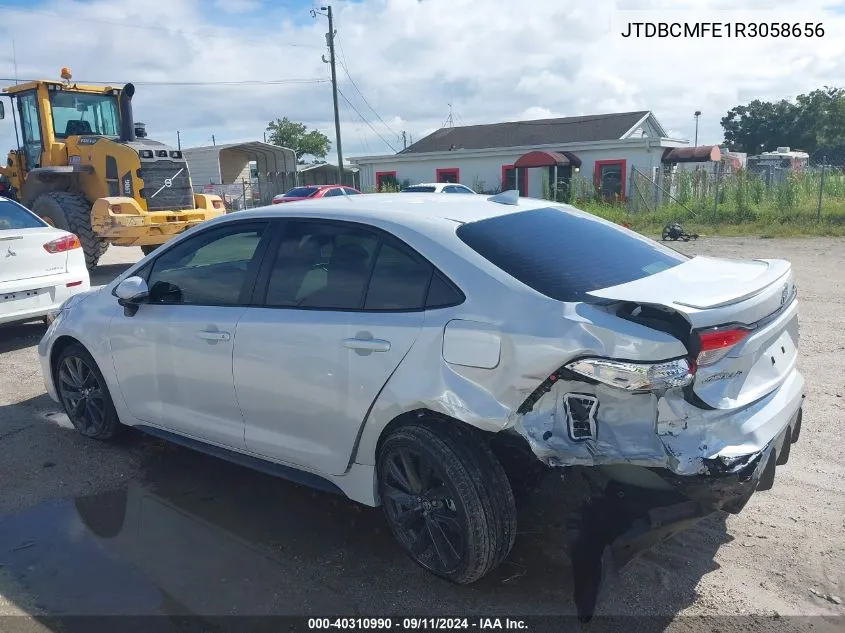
[350,111,689,200]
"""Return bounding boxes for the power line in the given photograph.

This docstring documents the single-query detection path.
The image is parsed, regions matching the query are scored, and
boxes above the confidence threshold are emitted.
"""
[0,3,322,46]
[336,86,397,153]
[0,77,329,86]
[335,36,399,140]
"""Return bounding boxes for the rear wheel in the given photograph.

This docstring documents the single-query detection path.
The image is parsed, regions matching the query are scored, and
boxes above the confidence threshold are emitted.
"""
[377,420,517,584]
[31,192,107,272]
[55,343,122,440]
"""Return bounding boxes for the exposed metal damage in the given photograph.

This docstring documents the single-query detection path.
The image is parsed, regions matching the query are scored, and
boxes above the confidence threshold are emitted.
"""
[501,365,804,621]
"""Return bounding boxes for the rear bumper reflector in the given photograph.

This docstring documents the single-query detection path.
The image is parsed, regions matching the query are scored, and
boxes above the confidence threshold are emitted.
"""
[66,281,83,287]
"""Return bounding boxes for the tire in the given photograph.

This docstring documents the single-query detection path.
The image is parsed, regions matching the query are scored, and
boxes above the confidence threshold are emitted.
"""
[54,342,122,440]
[377,419,517,584]
[32,192,106,272]
[141,244,159,256]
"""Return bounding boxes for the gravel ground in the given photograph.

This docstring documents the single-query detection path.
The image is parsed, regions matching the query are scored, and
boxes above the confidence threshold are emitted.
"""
[0,239,843,632]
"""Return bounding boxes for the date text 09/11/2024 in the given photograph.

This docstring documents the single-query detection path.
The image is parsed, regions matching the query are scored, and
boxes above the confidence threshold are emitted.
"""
[620,21,825,38]
[307,618,528,630]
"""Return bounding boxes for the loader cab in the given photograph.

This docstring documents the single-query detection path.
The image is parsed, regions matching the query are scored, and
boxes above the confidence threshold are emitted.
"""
[3,79,122,175]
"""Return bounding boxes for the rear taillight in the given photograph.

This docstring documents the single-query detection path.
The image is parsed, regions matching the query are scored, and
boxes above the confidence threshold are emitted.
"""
[696,327,750,366]
[565,357,695,392]
[44,234,81,253]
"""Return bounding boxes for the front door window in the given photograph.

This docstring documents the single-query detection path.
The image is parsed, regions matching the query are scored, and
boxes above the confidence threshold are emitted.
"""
[17,92,42,171]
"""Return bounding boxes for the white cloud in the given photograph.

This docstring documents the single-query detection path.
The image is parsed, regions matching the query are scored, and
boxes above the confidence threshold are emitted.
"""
[1,0,844,163]
[214,0,263,13]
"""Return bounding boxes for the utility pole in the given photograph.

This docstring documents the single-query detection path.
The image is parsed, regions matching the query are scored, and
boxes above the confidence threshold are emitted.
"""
[212,134,216,146]
[402,131,407,149]
[314,5,344,185]
[694,110,701,147]
[177,130,181,151]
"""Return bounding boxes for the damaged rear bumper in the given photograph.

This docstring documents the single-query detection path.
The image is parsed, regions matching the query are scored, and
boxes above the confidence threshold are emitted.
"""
[512,367,805,620]
[567,403,803,621]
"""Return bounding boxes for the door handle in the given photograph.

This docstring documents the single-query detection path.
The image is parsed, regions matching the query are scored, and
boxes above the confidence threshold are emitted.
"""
[342,337,391,352]
[196,330,231,341]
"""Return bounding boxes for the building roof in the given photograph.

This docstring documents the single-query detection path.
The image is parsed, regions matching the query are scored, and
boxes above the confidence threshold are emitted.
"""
[399,111,653,154]
[297,162,358,173]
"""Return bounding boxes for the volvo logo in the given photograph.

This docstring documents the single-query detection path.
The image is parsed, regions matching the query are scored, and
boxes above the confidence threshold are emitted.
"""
[150,168,184,198]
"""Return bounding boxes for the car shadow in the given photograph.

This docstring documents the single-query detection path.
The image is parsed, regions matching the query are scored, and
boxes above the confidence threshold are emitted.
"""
[0,413,735,632]
[0,320,47,354]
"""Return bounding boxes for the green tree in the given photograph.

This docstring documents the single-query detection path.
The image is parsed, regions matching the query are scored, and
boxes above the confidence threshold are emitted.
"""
[265,117,331,163]
[721,87,845,154]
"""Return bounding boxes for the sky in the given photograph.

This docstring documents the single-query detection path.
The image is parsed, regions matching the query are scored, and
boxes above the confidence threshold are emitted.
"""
[1,0,845,164]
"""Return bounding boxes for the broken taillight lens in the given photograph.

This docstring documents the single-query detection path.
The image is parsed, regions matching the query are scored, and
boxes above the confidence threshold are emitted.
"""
[565,357,694,392]
[696,327,750,366]
[44,234,81,253]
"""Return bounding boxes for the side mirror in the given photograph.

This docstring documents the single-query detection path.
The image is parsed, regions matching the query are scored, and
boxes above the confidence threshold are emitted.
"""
[0,101,5,120]
[115,276,149,316]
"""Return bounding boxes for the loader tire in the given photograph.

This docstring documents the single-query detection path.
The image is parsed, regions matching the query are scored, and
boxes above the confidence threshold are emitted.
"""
[32,192,106,272]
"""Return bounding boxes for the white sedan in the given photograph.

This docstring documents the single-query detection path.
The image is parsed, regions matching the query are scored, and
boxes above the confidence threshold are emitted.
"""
[37,191,803,618]
[0,197,90,326]
[400,182,476,193]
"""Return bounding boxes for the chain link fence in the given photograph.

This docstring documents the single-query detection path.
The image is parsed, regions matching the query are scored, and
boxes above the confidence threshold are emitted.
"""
[197,174,296,212]
[621,149,845,226]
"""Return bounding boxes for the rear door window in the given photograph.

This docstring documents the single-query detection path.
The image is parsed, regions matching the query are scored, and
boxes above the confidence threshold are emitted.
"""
[364,240,433,310]
[455,207,687,302]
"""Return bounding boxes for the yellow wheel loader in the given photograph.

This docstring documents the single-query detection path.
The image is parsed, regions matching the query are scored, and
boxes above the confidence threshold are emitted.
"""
[0,69,225,271]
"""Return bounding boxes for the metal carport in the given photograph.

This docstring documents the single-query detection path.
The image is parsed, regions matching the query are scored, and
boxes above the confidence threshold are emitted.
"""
[183,141,297,207]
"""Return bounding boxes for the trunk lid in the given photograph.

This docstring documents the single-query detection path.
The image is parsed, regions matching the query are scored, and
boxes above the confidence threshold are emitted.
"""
[588,255,799,409]
[0,228,70,284]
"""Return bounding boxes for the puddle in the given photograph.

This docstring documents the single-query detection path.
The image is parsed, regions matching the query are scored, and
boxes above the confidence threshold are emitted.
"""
[0,444,585,622]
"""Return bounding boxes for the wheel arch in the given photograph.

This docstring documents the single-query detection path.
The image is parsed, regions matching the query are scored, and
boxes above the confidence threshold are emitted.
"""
[49,334,86,389]
[21,172,86,208]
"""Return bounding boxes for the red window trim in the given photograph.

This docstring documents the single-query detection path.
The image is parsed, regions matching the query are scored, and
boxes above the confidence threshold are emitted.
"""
[435,167,460,183]
[593,159,627,200]
[375,170,397,191]
[501,164,528,196]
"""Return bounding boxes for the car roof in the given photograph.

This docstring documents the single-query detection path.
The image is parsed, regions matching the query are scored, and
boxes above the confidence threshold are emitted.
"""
[227,192,556,227]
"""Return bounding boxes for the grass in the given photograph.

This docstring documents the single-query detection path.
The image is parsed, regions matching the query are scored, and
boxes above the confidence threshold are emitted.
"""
[577,169,845,238]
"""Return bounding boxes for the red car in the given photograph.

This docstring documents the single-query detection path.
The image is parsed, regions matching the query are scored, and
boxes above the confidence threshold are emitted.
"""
[271,184,362,204]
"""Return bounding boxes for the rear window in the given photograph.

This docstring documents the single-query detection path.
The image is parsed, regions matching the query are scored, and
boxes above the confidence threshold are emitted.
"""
[0,200,47,230]
[455,207,687,302]
[283,187,319,198]
[401,186,437,193]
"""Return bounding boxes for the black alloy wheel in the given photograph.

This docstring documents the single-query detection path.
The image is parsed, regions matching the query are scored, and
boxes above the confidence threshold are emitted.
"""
[381,446,464,575]
[56,343,122,440]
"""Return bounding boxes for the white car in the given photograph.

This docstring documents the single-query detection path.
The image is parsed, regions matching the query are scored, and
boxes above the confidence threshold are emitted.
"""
[0,198,91,326]
[37,191,803,618]
[400,182,476,194]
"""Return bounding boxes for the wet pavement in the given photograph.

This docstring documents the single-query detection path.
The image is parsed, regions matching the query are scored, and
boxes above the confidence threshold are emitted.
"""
[0,434,732,631]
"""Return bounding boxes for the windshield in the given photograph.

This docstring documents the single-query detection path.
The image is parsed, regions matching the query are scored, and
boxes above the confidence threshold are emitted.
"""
[0,199,48,229]
[282,187,319,198]
[401,186,437,192]
[50,91,120,139]
[456,207,687,302]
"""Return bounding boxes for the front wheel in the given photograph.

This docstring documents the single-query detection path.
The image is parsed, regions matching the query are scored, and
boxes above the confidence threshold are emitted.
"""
[55,343,122,440]
[377,420,517,584]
